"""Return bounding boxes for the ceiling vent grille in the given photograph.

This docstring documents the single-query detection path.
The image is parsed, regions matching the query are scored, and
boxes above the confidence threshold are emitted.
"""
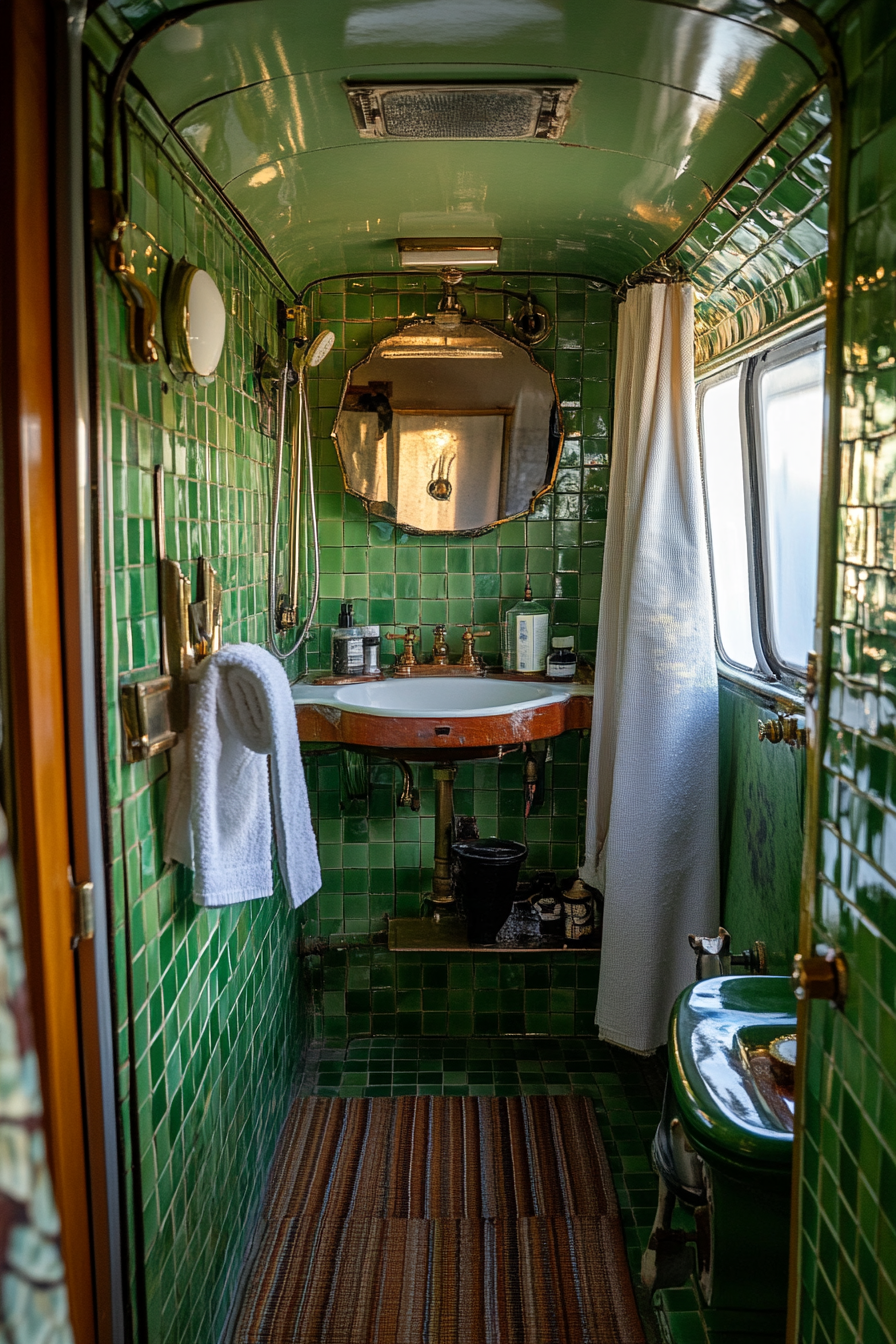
[344,82,576,141]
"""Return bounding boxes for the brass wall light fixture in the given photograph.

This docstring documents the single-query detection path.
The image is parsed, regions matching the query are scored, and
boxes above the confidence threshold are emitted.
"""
[163,259,227,380]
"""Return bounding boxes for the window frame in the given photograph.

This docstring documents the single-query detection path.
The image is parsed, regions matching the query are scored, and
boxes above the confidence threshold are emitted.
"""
[696,320,826,701]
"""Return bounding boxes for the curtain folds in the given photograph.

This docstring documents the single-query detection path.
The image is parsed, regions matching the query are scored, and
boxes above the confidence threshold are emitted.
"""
[581,282,719,1054]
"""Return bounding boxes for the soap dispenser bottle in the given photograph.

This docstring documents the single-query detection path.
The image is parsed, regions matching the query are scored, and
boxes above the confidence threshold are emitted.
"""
[332,602,364,676]
[502,577,549,674]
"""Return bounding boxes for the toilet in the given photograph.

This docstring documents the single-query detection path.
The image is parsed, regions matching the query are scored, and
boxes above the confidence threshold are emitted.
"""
[643,976,797,1337]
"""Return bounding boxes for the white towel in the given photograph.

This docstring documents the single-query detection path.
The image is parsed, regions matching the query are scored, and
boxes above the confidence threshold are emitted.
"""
[164,643,321,908]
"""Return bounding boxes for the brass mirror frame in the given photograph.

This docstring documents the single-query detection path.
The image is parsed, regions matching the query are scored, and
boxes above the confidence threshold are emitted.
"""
[330,319,564,537]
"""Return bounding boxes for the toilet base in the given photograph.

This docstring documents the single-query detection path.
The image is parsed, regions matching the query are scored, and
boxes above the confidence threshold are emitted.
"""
[655,1282,786,1343]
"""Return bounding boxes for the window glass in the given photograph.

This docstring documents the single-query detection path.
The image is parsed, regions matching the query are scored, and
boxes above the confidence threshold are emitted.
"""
[700,374,755,669]
[756,346,825,671]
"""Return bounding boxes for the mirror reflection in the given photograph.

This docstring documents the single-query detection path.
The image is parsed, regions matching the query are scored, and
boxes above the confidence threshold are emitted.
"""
[332,316,562,534]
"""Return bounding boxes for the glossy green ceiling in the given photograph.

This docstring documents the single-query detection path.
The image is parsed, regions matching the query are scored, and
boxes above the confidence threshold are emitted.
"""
[102,0,825,288]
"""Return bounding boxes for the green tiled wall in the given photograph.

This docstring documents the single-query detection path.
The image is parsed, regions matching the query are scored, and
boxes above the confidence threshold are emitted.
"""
[290,274,614,1037]
[86,38,308,1344]
[674,90,831,365]
[307,947,602,1047]
[718,683,805,976]
[798,4,896,1343]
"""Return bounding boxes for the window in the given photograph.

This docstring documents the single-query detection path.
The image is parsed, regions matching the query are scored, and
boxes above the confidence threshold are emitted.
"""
[697,327,825,681]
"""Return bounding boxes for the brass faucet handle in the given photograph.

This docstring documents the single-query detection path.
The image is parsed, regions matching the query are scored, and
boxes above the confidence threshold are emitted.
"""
[386,625,419,671]
[459,627,491,667]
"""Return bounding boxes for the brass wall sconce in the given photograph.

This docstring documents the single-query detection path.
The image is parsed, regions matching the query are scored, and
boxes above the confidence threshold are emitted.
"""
[91,190,159,366]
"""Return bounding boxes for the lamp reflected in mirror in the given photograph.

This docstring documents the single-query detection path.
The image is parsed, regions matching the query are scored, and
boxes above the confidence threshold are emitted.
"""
[332,314,562,535]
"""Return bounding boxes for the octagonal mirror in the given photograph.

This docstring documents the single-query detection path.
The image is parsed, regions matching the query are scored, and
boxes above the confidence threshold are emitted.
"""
[332,315,562,535]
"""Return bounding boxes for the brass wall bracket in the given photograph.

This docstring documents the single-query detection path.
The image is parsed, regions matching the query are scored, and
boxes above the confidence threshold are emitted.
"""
[121,676,178,763]
[119,468,223,761]
[792,949,848,1009]
[758,713,806,749]
[91,189,159,365]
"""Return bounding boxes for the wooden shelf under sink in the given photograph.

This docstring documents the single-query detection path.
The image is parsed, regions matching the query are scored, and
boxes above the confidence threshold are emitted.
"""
[387,916,600,954]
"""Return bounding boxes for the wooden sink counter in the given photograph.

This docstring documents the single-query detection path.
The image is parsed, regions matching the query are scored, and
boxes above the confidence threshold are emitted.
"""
[294,676,593,760]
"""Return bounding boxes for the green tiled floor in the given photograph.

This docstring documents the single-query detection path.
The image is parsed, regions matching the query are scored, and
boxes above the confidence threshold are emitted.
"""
[298,1035,667,1341]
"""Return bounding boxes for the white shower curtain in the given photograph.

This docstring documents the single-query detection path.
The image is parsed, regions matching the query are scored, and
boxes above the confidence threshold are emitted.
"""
[581,282,719,1054]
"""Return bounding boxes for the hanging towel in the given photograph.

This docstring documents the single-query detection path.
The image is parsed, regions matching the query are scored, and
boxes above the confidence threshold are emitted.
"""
[164,643,321,909]
[580,282,719,1054]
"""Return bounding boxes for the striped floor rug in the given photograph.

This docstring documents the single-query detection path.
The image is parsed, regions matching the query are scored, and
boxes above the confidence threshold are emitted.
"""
[232,1095,645,1343]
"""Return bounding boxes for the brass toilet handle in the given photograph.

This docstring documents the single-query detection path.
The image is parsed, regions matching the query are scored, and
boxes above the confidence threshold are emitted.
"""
[758,714,806,749]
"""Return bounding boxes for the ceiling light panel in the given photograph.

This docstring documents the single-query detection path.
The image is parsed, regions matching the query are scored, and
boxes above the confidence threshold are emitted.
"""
[397,238,501,269]
[345,82,577,141]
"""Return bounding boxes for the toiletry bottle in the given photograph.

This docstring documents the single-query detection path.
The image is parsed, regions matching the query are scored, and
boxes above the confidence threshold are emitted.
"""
[502,577,549,674]
[546,636,576,680]
[362,627,381,676]
[332,602,365,676]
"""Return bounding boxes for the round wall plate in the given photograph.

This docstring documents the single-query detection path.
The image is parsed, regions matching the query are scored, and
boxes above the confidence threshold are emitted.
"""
[163,259,226,378]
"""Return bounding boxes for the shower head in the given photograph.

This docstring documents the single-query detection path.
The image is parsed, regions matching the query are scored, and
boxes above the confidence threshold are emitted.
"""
[296,329,336,370]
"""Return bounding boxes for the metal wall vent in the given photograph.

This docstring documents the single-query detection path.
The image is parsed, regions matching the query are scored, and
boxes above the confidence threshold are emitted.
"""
[344,82,577,141]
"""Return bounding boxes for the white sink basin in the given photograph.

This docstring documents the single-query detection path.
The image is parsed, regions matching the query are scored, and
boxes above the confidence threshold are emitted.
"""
[332,678,570,718]
[294,677,571,718]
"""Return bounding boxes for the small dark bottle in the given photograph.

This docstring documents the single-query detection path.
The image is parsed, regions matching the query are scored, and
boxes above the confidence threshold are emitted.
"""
[546,636,576,680]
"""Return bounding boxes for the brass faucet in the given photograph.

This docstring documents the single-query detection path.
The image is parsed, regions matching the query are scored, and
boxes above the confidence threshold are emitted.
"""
[458,627,490,668]
[428,624,450,666]
[386,625,419,674]
[386,624,490,677]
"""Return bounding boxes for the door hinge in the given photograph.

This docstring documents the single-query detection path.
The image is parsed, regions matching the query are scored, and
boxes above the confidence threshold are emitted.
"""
[71,876,95,949]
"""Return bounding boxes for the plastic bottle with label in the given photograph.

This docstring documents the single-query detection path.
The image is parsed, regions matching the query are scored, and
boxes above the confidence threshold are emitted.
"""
[501,577,549,674]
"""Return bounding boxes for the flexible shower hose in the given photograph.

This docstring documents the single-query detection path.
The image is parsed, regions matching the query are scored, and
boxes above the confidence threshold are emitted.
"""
[267,360,321,667]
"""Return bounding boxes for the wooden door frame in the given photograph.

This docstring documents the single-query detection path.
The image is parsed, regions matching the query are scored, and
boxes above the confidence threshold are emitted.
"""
[0,2,122,1341]
[777,6,847,1343]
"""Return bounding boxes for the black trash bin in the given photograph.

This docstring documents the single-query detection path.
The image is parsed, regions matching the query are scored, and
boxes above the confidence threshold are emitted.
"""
[451,839,528,944]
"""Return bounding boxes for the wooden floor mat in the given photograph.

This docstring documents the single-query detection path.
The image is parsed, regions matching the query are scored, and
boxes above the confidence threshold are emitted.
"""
[232,1095,645,1344]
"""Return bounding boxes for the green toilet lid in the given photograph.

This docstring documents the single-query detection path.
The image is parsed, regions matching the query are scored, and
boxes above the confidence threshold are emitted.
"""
[668,975,797,1171]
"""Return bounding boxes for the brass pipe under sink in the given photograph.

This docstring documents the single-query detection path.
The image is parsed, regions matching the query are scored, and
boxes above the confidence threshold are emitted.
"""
[430,765,457,906]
